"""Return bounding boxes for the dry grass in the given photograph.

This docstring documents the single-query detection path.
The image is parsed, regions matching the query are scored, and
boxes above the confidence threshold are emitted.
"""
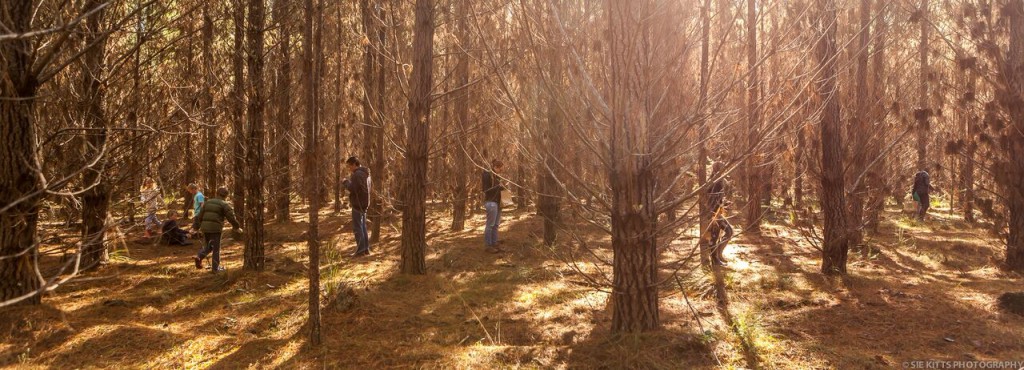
[1,203,1022,369]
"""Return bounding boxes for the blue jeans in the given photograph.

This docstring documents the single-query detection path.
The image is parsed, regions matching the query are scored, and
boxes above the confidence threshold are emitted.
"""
[353,209,370,253]
[484,201,501,247]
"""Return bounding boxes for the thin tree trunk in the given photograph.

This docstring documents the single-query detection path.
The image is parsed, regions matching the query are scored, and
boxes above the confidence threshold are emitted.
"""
[849,0,871,253]
[202,6,218,194]
[916,0,930,171]
[744,0,762,234]
[864,0,888,232]
[243,0,266,271]
[816,0,849,275]
[697,0,712,266]
[302,0,322,344]
[232,0,247,228]
[367,2,387,244]
[538,0,564,246]
[449,0,469,230]
[273,0,292,223]
[400,0,435,275]
[960,59,976,223]
[80,0,111,270]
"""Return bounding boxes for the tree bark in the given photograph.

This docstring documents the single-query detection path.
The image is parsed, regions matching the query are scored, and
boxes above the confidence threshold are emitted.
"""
[697,0,712,266]
[0,0,44,305]
[400,0,435,275]
[864,0,889,232]
[273,0,293,223]
[202,6,218,194]
[848,0,871,252]
[79,0,111,271]
[538,0,564,246]
[916,0,930,171]
[607,0,660,333]
[744,0,763,234]
[302,0,323,345]
[1002,0,1024,272]
[816,0,849,275]
[243,0,266,271]
[449,0,469,231]
[231,0,247,228]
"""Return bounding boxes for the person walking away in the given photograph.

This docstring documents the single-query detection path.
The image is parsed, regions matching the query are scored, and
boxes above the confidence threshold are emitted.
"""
[705,162,734,266]
[161,211,192,246]
[141,178,162,239]
[912,170,936,220]
[482,160,506,253]
[192,187,241,272]
[342,156,372,257]
[187,184,205,238]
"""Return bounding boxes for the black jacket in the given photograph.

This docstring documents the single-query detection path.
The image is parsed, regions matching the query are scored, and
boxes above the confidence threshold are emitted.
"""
[913,171,934,195]
[345,167,371,212]
[707,178,729,214]
[482,170,504,204]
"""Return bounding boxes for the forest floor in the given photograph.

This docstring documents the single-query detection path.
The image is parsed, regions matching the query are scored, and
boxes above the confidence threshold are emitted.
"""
[2,201,1023,369]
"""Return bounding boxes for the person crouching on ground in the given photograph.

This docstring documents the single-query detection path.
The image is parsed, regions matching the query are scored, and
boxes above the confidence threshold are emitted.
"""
[342,156,372,257]
[161,211,192,246]
[192,187,241,272]
[482,159,506,253]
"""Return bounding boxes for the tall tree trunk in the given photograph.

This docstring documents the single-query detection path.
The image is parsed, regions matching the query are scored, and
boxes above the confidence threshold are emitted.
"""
[960,57,976,223]
[273,0,292,222]
[243,0,266,271]
[864,0,889,232]
[302,0,323,345]
[400,0,435,275]
[538,0,564,246]
[80,0,111,271]
[607,0,660,334]
[0,0,44,305]
[816,0,849,275]
[202,6,218,194]
[744,0,762,234]
[367,2,387,244]
[1002,0,1024,272]
[231,0,247,227]
[916,0,930,171]
[849,0,871,252]
[449,0,469,231]
[697,0,712,266]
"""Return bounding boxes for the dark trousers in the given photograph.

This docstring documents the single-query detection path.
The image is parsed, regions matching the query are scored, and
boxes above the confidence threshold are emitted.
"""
[163,228,191,246]
[197,233,222,271]
[709,219,734,264]
[353,209,370,253]
[916,192,930,219]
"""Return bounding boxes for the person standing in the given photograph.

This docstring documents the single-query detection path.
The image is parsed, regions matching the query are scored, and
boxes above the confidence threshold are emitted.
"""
[912,170,936,220]
[342,157,372,257]
[141,178,162,239]
[705,162,734,266]
[187,184,205,238]
[482,160,506,253]
[192,187,241,272]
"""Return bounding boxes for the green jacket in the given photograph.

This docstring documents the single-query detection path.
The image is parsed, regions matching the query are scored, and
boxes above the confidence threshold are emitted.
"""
[192,198,240,234]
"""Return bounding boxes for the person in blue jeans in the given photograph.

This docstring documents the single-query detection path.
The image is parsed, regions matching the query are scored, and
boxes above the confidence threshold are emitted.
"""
[343,156,372,257]
[482,160,506,253]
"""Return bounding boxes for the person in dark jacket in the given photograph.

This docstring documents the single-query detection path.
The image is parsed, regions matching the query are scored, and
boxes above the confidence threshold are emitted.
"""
[342,156,372,257]
[482,160,506,253]
[192,187,241,272]
[912,170,936,220]
[705,162,734,266]
[161,211,192,246]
